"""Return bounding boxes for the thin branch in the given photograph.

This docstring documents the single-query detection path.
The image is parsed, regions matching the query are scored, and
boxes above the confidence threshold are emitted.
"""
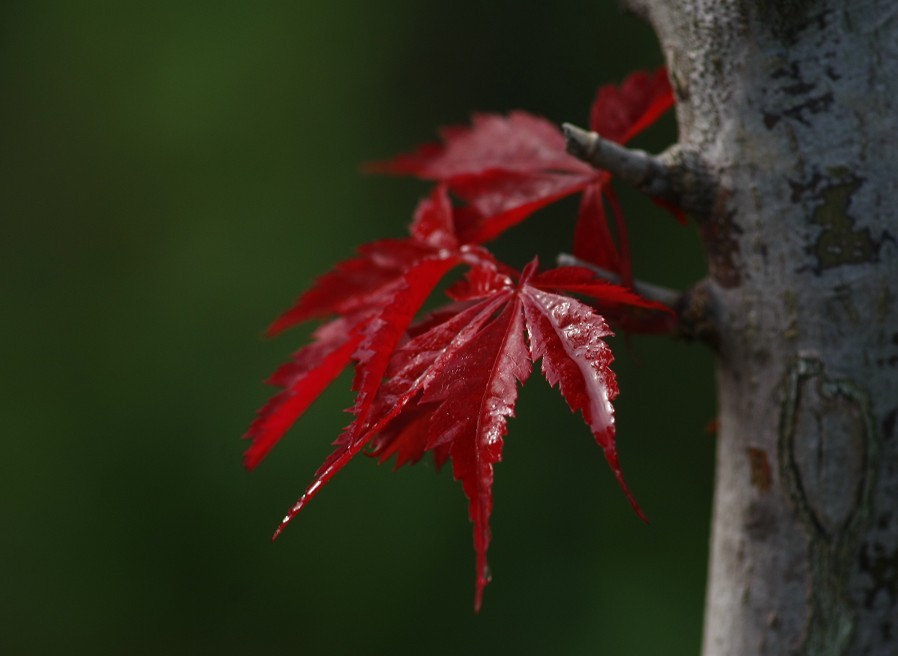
[556,253,720,347]
[563,123,669,194]
[557,253,681,308]
[562,123,714,218]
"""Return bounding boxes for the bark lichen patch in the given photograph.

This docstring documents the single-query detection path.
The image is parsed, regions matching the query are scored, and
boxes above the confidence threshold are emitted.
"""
[810,177,882,272]
[789,170,893,274]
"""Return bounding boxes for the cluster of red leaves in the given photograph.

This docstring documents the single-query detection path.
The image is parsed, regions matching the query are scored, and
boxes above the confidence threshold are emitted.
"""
[246,68,675,610]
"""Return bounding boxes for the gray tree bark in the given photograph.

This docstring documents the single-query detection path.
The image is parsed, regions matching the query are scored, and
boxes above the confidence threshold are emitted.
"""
[620,2,898,654]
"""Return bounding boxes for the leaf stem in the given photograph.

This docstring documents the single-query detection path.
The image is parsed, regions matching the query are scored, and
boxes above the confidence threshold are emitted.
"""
[556,253,681,308]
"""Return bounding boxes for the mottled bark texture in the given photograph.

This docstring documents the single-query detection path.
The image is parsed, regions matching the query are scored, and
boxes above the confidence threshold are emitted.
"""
[624,1,898,654]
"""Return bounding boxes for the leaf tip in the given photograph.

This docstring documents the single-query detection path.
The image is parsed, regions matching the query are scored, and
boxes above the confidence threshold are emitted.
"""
[473,563,492,613]
[264,318,290,339]
[603,445,647,523]
[242,452,260,471]
[271,497,306,541]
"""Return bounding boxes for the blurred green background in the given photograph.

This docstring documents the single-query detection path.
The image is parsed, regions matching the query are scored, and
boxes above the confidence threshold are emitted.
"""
[1,1,715,653]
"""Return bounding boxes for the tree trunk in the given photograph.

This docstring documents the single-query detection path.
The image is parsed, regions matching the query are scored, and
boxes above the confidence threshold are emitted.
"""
[628,2,898,654]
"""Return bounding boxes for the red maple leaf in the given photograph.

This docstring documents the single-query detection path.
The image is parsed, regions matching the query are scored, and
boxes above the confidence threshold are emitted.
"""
[246,68,677,611]
[256,248,667,608]
[369,68,675,286]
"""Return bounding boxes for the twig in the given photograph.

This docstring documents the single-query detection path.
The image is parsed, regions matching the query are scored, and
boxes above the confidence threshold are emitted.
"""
[556,253,681,308]
[562,123,714,218]
[556,253,720,347]
[563,124,671,194]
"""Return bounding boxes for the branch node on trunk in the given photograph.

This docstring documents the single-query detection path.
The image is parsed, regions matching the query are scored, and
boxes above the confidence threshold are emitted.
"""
[673,278,720,348]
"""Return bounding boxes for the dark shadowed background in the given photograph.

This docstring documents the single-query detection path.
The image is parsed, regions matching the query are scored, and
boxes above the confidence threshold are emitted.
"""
[1,1,716,653]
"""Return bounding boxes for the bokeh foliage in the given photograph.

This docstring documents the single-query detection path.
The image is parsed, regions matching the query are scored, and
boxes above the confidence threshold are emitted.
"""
[1,1,714,653]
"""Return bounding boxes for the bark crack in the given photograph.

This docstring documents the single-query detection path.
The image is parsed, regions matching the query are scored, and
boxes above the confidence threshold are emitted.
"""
[778,356,879,654]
